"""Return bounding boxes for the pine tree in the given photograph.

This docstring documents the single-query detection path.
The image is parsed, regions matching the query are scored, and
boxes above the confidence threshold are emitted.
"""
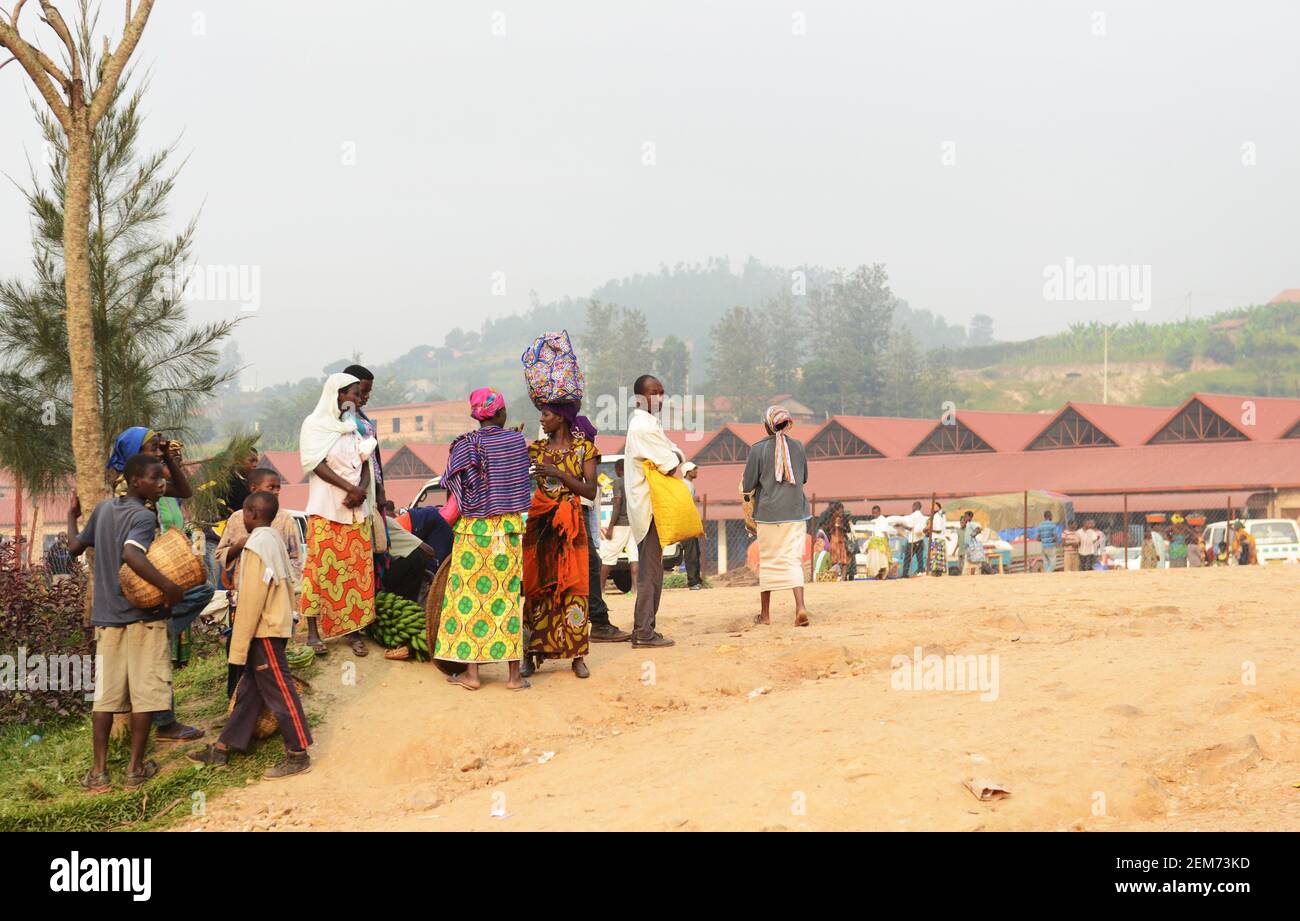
[0,68,238,496]
[0,1,158,509]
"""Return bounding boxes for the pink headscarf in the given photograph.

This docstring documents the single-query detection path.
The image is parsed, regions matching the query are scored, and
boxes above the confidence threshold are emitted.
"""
[470,387,505,421]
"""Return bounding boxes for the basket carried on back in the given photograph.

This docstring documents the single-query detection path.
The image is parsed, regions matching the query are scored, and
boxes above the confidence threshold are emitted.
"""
[119,529,206,609]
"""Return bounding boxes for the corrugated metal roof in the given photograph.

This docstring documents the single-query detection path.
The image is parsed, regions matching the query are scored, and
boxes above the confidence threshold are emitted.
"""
[952,410,1056,452]
[1190,392,1300,441]
[257,451,306,483]
[692,439,1300,519]
[815,416,938,458]
[1061,403,1173,447]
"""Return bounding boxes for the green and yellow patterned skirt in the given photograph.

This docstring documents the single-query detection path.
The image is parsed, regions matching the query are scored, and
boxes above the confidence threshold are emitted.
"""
[434,513,524,664]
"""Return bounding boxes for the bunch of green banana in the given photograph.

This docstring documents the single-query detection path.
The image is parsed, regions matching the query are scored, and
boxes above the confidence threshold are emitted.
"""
[368,591,430,661]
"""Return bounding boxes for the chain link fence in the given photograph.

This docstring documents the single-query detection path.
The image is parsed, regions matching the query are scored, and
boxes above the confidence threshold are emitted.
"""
[698,490,1274,576]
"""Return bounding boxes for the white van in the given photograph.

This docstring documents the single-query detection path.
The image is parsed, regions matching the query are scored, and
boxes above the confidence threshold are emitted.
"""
[1203,518,1300,564]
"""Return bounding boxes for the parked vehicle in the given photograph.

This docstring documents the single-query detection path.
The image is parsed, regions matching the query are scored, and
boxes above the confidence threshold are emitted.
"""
[1203,518,1300,564]
[410,476,445,510]
[287,509,308,547]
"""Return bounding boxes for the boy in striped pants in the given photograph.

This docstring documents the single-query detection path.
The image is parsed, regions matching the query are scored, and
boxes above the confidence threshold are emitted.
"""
[190,492,312,778]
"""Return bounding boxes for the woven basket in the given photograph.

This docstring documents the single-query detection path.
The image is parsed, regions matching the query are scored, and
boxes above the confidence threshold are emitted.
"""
[425,555,465,677]
[119,529,206,608]
[227,673,311,740]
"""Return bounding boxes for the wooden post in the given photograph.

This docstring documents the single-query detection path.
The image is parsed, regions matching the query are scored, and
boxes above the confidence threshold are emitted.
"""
[13,472,22,571]
[1023,489,1029,574]
[717,522,728,573]
[702,494,709,573]
[1123,493,1129,570]
[1226,494,1233,565]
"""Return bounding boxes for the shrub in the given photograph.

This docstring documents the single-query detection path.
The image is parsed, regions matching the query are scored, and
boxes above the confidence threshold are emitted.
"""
[0,543,91,727]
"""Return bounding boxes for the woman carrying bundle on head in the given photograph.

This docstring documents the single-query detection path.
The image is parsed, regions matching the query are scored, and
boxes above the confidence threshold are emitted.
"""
[521,402,599,679]
[742,406,811,626]
[435,387,534,690]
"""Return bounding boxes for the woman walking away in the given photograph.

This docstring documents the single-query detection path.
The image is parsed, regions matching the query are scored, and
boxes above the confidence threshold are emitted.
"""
[299,372,378,658]
[742,406,811,626]
[926,500,948,576]
[522,403,598,679]
[436,388,533,690]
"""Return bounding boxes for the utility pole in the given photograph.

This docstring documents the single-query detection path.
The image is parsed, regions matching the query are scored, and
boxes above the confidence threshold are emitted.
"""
[1102,326,1109,404]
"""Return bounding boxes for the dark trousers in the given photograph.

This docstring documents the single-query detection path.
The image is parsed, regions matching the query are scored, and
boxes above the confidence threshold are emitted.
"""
[385,552,427,603]
[587,506,611,626]
[902,540,925,577]
[1079,554,1097,571]
[154,581,216,726]
[225,624,242,698]
[221,637,313,753]
[682,537,702,587]
[632,519,664,641]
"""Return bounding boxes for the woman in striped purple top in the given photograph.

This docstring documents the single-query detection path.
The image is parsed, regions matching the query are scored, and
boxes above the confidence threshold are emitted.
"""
[434,387,533,690]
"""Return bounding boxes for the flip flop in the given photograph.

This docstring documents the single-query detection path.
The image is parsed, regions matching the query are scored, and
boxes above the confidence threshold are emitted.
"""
[124,759,160,788]
[309,641,328,657]
[508,679,531,691]
[349,637,368,657]
[447,673,480,691]
[794,612,810,627]
[81,769,111,794]
[753,614,771,625]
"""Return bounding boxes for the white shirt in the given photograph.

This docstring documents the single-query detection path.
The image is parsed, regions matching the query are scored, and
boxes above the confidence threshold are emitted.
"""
[865,515,893,535]
[899,510,928,541]
[1077,528,1104,556]
[305,431,376,525]
[622,408,685,544]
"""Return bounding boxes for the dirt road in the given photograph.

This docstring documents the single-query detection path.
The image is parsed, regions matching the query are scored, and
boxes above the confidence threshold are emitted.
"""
[177,566,1300,831]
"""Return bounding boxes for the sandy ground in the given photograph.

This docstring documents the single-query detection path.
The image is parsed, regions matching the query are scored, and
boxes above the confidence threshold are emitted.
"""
[175,566,1300,832]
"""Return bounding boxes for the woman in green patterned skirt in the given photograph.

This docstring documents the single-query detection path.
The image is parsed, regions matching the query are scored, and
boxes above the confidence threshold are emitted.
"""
[435,387,534,690]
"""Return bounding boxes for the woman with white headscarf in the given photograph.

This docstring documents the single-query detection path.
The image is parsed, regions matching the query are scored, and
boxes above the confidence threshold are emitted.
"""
[299,372,379,656]
[741,406,811,626]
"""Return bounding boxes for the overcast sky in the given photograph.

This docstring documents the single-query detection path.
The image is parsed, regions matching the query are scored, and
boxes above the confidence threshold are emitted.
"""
[1,0,1297,386]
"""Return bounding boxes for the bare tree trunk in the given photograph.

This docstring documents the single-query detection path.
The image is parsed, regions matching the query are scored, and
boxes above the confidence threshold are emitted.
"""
[63,122,107,512]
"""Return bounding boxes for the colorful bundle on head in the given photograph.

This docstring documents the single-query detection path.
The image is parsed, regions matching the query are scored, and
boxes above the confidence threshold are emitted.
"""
[521,330,585,404]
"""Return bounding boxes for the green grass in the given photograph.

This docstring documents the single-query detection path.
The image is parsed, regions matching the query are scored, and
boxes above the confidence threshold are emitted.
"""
[663,572,711,590]
[0,632,320,832]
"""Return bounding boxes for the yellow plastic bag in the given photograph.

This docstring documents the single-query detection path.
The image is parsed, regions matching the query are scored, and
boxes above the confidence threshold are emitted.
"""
[643,460,704,545]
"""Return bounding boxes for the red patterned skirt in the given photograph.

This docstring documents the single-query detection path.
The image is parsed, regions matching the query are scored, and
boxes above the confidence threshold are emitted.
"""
[300,515,376,639]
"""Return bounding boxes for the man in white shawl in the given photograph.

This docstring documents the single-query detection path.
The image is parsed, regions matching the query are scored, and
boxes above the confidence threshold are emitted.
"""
[298,372,379,656]
[190,492,313,779]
